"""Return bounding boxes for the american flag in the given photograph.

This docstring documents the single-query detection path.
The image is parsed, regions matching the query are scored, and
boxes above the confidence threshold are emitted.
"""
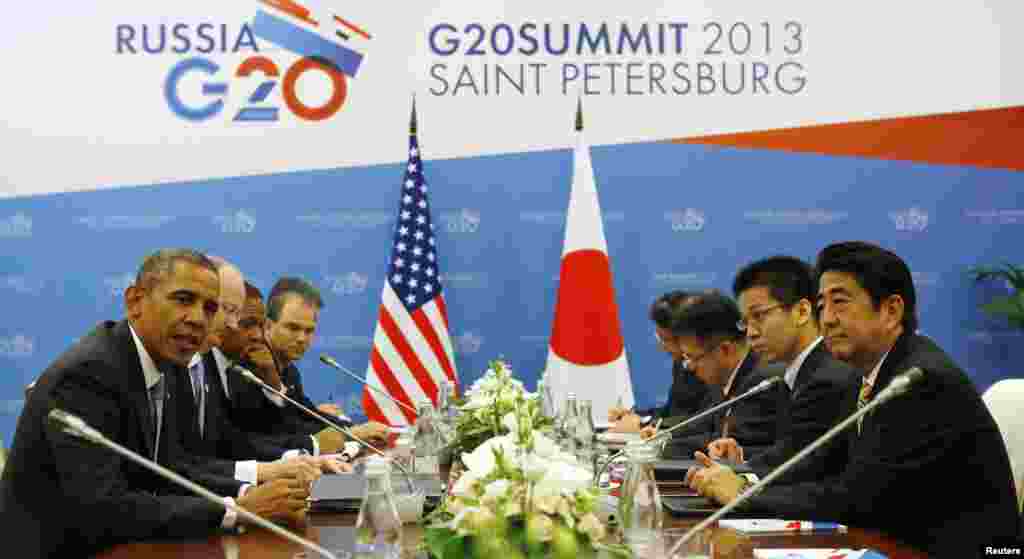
[362,104,458,425]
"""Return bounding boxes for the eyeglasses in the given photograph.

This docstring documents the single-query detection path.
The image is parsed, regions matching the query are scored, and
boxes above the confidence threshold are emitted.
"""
[653,330,675,350]
[680,341,722,369]
[737,303,786,332]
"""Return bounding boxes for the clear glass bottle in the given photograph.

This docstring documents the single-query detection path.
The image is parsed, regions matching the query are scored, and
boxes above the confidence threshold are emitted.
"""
[353,456,403,558]
[412,400,441,476]
[617,440,663,557]
[537,378,552,419]
[574,399,596,466]
[435,381,456,465]
[560,393,579,455]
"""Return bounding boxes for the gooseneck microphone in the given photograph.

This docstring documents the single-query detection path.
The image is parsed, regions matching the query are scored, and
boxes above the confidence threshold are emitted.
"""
[594,376,785,484]
[319,354,419,416]
[47,409,340,559]
[229,364,418,494]
[666,367,926,555]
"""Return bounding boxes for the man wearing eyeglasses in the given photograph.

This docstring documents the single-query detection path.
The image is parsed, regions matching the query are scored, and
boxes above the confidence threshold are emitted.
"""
[607,291,710,433]
[636,291,781,459]
[700,256,858,481]
[684,242,1019,556]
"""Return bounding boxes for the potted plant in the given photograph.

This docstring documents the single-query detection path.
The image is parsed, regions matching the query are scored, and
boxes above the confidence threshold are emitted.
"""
[970,263,1024,329]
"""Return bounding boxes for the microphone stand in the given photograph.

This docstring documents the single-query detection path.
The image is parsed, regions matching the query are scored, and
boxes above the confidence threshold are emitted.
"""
[319,354,419,417]
[593,376,784,484]
[666,367,924,555]
[232,365,418,494]
[48,410,340,559]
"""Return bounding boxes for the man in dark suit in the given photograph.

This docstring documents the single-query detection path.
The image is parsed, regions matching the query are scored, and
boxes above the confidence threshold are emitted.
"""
[703,256,858,482]
[0,249,307,558]
[688,241,1020,556]
[607,291,711,432]
[636,292,781,459]
[176,260,350,487]
[227,277,388,447]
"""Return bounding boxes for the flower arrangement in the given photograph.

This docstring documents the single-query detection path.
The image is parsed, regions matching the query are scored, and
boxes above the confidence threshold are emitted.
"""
[423,360,629,559]
[449,359,552,457]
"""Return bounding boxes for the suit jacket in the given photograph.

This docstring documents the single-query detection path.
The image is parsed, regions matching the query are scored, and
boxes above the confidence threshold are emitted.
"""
[225,360,348,441]
[747,342,858,482]
[636,360,711,429]
[663,351,782,459]
[173,351,309,470]
[0,320,235,558]
[743,333,1020,556]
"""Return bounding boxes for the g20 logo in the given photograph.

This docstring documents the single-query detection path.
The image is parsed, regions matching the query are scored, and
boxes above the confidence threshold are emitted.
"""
[165,55,347,122]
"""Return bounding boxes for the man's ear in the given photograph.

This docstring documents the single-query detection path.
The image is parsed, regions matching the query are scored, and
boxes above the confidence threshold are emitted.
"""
[883,294,906,331]
[124,284,144,321]
[794,299,814,327]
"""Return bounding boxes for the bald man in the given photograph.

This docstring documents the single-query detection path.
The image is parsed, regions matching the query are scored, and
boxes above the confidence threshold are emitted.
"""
[178,258,348,491]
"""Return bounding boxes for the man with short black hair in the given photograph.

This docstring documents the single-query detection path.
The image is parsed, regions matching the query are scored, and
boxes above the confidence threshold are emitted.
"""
[640,292,781,459]
[0,249,307,558]
[702,256,857,481]
[688,241,1020,556]
[608,291,710,432]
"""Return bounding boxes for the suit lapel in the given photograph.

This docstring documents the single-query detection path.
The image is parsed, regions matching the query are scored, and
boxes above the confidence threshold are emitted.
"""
[858,332,914,438]
[791,343,827,398]
[114,321,157,459]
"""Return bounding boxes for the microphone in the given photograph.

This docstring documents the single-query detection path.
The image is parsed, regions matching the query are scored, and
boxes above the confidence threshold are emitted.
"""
[229,364,418,494]
[319,354,419,417]
[666,366,926,555]
[46,409,340,559]
[594,375,785,484]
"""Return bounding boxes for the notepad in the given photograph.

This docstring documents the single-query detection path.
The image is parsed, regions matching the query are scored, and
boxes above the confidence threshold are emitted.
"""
[753,549,887,559]
[719,519,847,534]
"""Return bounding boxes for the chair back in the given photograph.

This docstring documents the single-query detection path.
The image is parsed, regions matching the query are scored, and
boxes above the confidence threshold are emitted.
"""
[983,379,1024,512]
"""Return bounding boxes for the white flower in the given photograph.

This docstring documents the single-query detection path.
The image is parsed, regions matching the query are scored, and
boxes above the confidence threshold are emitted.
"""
[450,469,481,498]
[522,454,547,482]
[460,435,516,477]
[500,412,519,433]
[533,461,592,498]
[483,479,512,501]
[531,433,558,458]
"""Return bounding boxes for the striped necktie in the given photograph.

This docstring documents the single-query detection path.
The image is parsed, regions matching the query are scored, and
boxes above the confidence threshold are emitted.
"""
[188,360,205,438]
[856,378,872,435]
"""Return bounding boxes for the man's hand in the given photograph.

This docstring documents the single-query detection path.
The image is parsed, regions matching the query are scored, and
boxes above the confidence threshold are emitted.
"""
[314,427,345,454]
[607,405,632,422]
[686,451,747,505]
[314,455,352,474]
[639,424,658,440]
[317,403,343,416]
[257,456,320,486]
[609,413,642,433]
[707,437,745,463]
[349,421,390,444]
[237,478,309,528]
[245,344,282,390]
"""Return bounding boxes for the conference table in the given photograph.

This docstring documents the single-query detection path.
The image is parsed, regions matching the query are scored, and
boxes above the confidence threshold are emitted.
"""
[97,480,930,559]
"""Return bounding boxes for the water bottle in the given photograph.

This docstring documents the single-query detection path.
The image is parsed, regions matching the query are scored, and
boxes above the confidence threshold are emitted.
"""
[412,400,441,476]
[435,381,457,465]
[617,441,663,557]
[537,378,553,419]
[560,393,579,455]
[575,399,596,467]
[353,456,403,558]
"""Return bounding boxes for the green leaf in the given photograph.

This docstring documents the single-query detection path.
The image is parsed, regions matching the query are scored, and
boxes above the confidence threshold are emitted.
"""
[424,527,460,559]
[980,295,1024,327]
